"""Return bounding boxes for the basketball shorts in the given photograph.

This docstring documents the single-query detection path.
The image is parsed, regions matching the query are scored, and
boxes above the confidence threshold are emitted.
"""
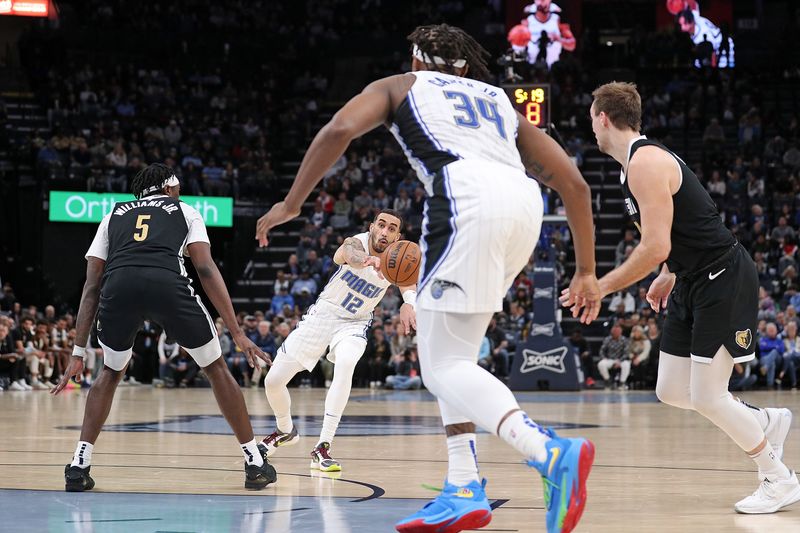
[277,301,371,371]
[661,243,757,363]
[96,267,220,371]
[417,159,543,313]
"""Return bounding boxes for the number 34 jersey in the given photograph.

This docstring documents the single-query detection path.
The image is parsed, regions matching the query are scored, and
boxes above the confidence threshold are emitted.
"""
[316,232,391,320]
[85,195,210,277]
[389,70,526,195]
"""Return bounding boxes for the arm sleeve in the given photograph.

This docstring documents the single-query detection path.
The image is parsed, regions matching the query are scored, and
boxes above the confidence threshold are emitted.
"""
[85,214,111,260]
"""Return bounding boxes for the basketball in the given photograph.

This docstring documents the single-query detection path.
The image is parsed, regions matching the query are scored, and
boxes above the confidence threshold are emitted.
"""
[507,24,532,47]
[380,240,421,286]
[666,0,684,15]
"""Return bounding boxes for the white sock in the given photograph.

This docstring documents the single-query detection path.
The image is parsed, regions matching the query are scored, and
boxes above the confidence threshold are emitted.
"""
[498,411,550,463]
[318,413,340,446]
[241,439,264,467]
[447,433,480,486]
[735,396,769,430]
[750,442,791,482]
[71,441,93,468]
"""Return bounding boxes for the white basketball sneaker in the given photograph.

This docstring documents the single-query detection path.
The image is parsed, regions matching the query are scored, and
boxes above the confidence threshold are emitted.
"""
[735,471,800,514]
[758,408,792,480]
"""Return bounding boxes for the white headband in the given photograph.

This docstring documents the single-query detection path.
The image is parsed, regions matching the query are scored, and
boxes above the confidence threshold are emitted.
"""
[139,174,179,198]
[412,44,467,69]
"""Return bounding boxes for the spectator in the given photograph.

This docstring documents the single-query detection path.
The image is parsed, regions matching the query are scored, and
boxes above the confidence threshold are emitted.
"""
[365,327,391,388]
[385,347,422,390]
[609,290,636,315]
[0,323,29,391]
[568,328,593,387]
[758,322,783,388]
[249,321,276,387]
[781,321,800,389]
[271,286,295,317]
[486,317,510,377]
[615,230,639,266]
[597,324,631,389]
[155,331,181,387]
[169,349,199,388]
[628,325,651,386]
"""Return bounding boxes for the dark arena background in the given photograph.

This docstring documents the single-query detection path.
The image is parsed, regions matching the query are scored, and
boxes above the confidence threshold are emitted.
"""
[1,1,799,532]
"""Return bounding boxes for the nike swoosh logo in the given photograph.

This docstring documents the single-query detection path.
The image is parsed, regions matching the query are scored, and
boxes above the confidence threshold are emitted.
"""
[548,447,561,477]
[708,268,726,280]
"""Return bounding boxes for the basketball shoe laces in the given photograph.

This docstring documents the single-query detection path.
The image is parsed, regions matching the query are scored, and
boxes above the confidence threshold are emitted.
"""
[316,442,334,460]
[264,430,289,446]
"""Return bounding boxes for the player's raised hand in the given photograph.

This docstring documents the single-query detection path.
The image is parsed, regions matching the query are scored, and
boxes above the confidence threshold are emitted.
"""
[646,271,676,313]
[233,333,272,368]
[362,255,384,280]
[399,303,416,335]
[256,201,301,248]
[560,273,602,324]
[51,355,84,395]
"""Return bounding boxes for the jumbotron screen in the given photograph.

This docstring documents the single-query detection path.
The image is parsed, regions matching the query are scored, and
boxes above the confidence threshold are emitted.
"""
[0,0,49,17]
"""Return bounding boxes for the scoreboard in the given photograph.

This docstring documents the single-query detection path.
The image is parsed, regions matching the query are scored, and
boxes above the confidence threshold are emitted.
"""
[502,84,551,131]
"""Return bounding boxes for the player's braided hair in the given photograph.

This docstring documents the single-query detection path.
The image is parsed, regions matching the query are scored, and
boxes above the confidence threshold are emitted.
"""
[407,24,491,82]
[131,163,175,199]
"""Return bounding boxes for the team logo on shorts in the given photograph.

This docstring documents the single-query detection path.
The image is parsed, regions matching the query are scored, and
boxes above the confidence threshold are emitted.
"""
[430,279,464,300]
[735,329,752,349]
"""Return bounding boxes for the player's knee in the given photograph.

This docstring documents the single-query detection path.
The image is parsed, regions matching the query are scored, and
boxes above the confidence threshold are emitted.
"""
[655,378,686,407]
[688,384,730,418]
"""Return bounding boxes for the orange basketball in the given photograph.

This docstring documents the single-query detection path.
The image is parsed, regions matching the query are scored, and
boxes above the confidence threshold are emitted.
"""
[666,0,684,15]
[380,240,421,286]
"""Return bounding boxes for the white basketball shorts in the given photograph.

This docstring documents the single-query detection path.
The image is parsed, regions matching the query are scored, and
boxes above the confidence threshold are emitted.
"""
[417,159,543,313]
[277,301,372,371]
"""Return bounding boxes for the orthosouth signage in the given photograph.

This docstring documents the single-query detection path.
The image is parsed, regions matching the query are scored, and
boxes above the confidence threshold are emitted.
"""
[48,191,233,227]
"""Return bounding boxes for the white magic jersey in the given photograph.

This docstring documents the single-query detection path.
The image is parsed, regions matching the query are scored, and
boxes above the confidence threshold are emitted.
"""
[316,232,391,319]
[389,71,525,196]
[525,3,564,68]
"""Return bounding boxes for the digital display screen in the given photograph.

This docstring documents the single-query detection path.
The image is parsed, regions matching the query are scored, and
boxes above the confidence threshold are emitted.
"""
[0,0,49,17]
[503,84,550,129]
[48,191,234,227]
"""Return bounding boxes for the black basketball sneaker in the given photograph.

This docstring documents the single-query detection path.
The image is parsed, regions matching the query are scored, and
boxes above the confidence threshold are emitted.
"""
[64,464,95,492]
[244,443,277,490]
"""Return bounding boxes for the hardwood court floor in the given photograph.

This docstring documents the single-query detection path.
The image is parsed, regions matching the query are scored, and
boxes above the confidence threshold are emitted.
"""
[1,386,799,532]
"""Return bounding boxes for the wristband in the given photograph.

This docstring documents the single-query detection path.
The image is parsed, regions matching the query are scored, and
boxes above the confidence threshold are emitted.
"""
[402,289,417,309]
[72,345,87,358]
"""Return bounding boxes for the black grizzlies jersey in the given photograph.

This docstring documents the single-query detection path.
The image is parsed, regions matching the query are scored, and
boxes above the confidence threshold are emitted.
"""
[86,195,210,277]
[620,136,735,276]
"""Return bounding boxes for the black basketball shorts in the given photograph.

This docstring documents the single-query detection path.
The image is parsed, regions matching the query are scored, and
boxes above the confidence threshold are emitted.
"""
[661,243,757,363]
[96,267,220,370]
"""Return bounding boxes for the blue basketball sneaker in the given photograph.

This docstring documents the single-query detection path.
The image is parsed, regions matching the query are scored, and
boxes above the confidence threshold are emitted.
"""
[528,431,595,533]
[395,479,492,533]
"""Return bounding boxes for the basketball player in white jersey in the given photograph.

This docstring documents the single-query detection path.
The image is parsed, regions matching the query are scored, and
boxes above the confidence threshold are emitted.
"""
[573,82,797,514]
[523,0,575,68]
[256,24,600,533]
[260,209,417,472]
[678,8,734,68]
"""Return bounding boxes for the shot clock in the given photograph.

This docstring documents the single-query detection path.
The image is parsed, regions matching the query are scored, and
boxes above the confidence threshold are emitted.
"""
[503,84,551,130]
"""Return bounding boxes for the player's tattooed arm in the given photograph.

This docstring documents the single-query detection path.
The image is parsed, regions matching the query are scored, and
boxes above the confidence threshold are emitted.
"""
[334,237,369,267]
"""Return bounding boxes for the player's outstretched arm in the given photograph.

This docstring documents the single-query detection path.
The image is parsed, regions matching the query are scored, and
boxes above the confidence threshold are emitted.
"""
[52,257,104,395]
[187,242,269,368]
[516,115,600,322]
[256,75,407,247]
[596,147,674,298]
